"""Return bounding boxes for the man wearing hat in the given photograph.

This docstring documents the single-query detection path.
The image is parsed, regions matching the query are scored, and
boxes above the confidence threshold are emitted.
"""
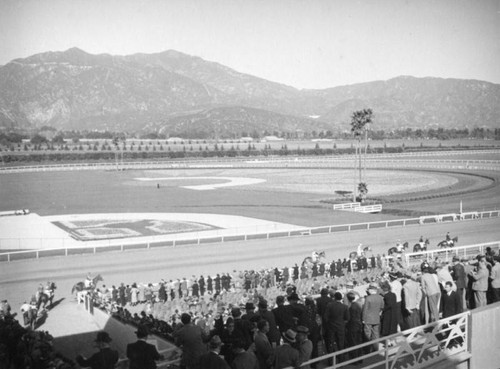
[362,283,384,352]
[274,329,301,369]
[76,331,119,369]
[324,292,350,364]
[272,296,295,335]
[296,326,312,369]
[198,335,230,369]
[451,256,467,309]
[242,301,256,321]
[256,299,281,347]
[287,292,306,327]
[127,325,164,369]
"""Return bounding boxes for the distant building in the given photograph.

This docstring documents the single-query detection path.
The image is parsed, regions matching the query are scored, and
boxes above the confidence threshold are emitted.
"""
[262,135,284,142]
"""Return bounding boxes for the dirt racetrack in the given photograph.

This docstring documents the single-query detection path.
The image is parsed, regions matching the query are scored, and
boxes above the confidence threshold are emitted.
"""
[2,217,500,308]
[1,154,500,342]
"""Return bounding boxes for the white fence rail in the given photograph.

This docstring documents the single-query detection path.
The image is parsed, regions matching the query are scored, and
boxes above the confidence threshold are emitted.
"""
[1,150,499,173]
[333,202,360,210]
[405,240,500,266]
[1,210,499,262]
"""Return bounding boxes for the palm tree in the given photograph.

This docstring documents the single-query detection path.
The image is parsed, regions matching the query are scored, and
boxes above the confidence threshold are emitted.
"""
[350,109,373,202]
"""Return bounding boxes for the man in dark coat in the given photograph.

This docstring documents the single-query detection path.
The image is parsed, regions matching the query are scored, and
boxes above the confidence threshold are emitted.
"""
[198,335,230,369]
[272,295,295,334]
[76,331,119,369]
[256,299,281,347]
[198,275,206,296]
[441,281,463,318]
[174,313,207,368]
[231,307,254,350]
[287,293,307,327]
[324,292,350,363]
[207,275,213,294]
[126,325,163,369]
[451,256,467,310]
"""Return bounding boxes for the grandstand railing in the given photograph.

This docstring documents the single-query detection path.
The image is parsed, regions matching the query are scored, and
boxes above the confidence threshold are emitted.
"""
[291,311,471,369]
[404,240,500,266]
[1,210,499,262]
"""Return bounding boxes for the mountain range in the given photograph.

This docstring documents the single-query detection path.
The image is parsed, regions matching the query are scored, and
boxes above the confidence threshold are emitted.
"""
[1,47,499,136]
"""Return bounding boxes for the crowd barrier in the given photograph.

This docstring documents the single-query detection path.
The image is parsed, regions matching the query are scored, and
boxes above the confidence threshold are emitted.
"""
[1,210,499,262]
[404,240,500,267]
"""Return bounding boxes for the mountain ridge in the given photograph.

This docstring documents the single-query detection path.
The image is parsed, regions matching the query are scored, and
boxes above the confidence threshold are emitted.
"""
[1,48,499,135]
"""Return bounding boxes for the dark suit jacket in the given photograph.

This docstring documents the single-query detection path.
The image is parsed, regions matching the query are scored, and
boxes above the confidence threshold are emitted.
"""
[126,339,162,369]
[198,351,231,369]
[452,263,466,289]
[272,305,295,333]
[324,300,350,332]
[441,291,463,318]
[76,347,119,369]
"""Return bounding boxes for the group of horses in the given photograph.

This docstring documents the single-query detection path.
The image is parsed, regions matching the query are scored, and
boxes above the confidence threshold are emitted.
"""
[387,235,458,258]
[301,235,459,269]
[22,281,57,329]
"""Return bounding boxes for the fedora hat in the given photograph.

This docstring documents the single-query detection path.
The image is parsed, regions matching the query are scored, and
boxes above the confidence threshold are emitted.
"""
[296,326,309,335]
[94,331,112,343]
[245,302,255,310]
[208,335,223,349]
[282,329,297,343]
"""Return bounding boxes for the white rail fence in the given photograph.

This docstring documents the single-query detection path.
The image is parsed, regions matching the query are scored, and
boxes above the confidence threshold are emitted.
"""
[1,210,499,262]
[1,150,499,173]
[404,240,500,266]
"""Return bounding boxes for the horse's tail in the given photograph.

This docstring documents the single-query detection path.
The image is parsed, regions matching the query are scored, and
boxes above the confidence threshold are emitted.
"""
[71,285,76,294]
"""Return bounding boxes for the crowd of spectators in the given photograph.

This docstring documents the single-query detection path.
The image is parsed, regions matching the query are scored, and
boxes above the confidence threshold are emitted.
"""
[78,246,500,368]
[0,312,77,369]
[2,245,500,368]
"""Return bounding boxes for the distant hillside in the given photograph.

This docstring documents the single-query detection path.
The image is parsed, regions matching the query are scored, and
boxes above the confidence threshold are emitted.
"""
[1,48,499,135]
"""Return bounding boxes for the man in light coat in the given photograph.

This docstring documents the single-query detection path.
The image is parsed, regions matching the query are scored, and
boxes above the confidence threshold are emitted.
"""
[469,259,489,308]
[420,267,441,323]
[362,283,384,352]
[402,274,423,329]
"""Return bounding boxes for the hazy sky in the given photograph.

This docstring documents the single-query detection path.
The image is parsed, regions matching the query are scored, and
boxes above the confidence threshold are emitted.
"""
[1,0,499,89]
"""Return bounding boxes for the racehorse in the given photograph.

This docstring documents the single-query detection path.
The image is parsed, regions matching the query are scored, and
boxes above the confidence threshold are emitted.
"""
[437,236,458,248]
[349,246,372,260]
[36,282,57,310]
[302,251,326,267]
[71,274,103,295]
[388,242,408,257]
[413,239,430,252]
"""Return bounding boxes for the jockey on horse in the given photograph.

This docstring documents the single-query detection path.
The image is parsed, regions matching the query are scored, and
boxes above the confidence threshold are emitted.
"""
[85,272,94,289]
